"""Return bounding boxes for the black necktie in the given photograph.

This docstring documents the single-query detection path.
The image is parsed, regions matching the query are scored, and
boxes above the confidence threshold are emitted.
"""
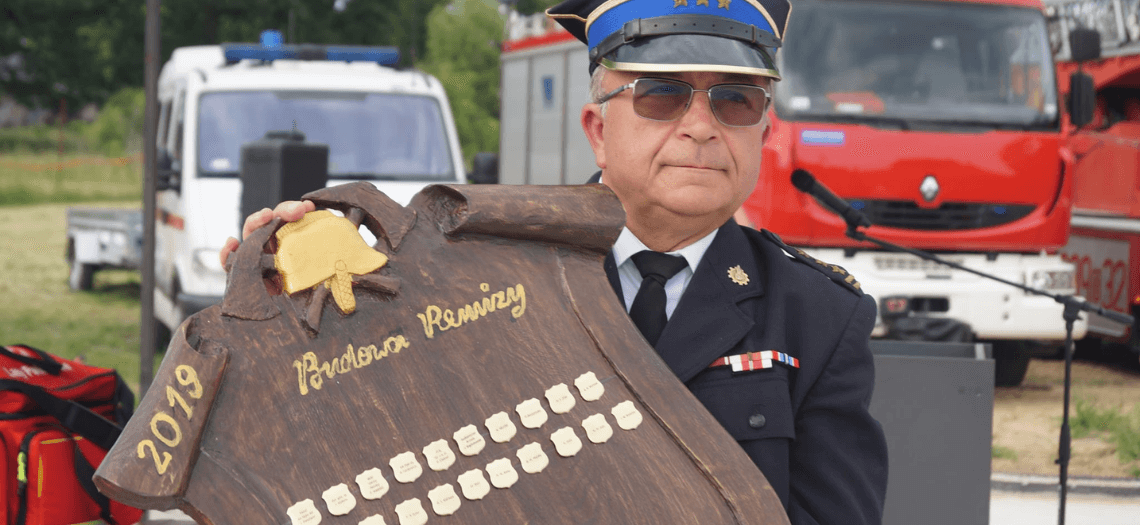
[628,251,688,347]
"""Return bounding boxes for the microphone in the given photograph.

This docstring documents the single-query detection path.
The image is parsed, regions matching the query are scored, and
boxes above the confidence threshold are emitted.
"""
[791,169,873,230]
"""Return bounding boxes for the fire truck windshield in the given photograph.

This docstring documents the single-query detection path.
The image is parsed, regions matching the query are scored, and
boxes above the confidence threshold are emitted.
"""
[196,91,455,181]
[775,0,1059,130]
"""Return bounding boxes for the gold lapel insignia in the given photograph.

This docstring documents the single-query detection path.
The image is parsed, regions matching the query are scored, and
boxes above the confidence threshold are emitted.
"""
[728,265,749,286]
[274,210,388,314]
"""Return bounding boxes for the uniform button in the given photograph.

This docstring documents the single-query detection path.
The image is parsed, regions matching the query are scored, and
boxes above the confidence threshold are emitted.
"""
[748,413,766,429]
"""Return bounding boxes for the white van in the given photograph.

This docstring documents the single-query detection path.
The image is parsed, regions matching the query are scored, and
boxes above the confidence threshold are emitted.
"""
[153,36,466,333]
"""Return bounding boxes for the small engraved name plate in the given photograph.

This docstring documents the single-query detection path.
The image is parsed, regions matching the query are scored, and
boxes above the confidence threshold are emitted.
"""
[394,499,428,525]
[545,383,576,414]
[612,400,644,430]
[286,499,321,525]
[428,484,462,516]
[453,424,486,456]
[485,411,517,443]
[575,372,604,401]
[582,413,614,444]
[423,439,457,471]
[355,468,390,500]
[516,398,548,429]
[486,458,519,489]
[550,426,583,457]
[389,451,424,484]
[457,469,491,500]
[516,442,549,474]
[359,515,386,525]
[321,483,357,516]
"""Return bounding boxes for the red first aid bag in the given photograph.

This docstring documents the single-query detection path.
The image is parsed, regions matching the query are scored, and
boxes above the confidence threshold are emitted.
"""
[0,344,142,525]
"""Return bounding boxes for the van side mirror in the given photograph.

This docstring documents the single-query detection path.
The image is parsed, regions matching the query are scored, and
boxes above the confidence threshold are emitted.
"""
[156,149,181,192]
[157,149,172,171]
[470,152,499,185]
[1069,28,1102,63]
[1069,72,1096,128]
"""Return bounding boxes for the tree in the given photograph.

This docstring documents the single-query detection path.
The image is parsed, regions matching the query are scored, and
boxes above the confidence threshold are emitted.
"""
[420,0,504,165]
[157,0,449,67]
[513,0,561,16]
[1,0,145,111]
[0,0,449,110]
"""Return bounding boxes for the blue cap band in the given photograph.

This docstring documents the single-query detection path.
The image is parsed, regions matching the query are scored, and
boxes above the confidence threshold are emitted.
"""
[586,0,776,51]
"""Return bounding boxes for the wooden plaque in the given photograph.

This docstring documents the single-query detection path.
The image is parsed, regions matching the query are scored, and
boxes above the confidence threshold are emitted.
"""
[94,183,789,525]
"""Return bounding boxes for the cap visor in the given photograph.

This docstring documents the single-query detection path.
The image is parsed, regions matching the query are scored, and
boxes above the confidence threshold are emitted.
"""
[600,34,780,80]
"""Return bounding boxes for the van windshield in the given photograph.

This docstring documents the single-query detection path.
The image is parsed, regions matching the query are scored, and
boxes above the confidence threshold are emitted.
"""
[775,0,1058,130]
[197,91,455,181]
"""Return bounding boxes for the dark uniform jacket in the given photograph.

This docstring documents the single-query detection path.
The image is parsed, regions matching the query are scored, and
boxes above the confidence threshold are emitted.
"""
[604,219,889,525]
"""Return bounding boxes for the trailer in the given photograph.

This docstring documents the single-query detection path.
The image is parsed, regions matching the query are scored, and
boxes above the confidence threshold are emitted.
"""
[65,207,142,291]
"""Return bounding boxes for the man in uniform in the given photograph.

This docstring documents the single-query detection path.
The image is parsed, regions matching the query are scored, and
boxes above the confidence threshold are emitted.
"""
[548,0,888,523]
[223,0,887,522]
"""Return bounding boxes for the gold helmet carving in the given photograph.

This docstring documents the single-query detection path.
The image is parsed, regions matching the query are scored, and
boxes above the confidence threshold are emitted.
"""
[274,210,388,314]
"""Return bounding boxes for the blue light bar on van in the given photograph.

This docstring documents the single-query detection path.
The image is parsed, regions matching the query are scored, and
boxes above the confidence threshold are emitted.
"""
[327,46,399,64]
[222,43,399,65]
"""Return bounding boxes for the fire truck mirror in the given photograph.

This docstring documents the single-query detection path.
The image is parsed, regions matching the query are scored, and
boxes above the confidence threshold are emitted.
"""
[1068,72,1097,128]
[157,150,181,193]
[1069,28,1102,63]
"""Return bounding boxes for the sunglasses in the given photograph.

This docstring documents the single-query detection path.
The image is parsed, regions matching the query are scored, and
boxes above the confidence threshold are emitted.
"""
[597,77,771,127]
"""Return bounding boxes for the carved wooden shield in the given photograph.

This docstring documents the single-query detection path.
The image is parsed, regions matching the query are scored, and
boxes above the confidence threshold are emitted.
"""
[94,183,789,525]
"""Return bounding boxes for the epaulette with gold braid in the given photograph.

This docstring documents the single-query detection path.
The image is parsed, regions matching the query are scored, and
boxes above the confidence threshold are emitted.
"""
[761,230,863,296]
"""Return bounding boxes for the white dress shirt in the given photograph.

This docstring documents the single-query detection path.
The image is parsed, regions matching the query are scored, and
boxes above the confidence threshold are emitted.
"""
[611,226,719,320]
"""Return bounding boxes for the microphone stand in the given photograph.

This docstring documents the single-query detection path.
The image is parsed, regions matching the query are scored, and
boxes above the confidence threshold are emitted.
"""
[815,192,1133,525]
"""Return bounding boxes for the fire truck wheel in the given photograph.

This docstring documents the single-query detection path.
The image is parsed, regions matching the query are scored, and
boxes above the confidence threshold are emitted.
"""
[992,341,1031,387]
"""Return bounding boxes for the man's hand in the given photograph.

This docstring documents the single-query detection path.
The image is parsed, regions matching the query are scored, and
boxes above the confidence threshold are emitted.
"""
[219,200,316,268]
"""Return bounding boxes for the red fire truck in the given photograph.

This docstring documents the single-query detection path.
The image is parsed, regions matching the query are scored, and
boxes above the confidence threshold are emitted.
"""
[731,0,1101,386]
[1050,0,1140,357]
[497,0,1096,385]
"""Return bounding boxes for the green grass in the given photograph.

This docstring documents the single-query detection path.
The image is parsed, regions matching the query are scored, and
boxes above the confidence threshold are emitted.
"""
[0,152,141,205]
[1071,399,1128,439]
[1071,399,1140,470]
[992,445,1018,460]
[0,124,91,154]
[1,151,149,396]
[1117,406,1140,463]
[0,201,157,395]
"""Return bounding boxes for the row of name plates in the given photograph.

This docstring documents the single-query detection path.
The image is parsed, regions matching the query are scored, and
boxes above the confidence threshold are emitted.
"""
[287,370,643,525]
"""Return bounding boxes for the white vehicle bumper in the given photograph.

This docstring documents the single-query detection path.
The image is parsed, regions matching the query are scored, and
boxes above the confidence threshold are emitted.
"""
[800,249,1089,341]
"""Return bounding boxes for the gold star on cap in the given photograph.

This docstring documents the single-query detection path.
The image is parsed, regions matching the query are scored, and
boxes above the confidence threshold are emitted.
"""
[719,0,731,8]
[674,0,688,7]
[697,0,710,6]
[728,265,750,286]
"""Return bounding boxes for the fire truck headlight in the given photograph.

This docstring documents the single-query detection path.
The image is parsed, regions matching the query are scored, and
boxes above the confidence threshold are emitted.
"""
[1027,269,1075,293]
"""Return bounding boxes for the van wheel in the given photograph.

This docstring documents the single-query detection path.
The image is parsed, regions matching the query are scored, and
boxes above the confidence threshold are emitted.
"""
[154,318,172,351]
[67,242,95,291]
